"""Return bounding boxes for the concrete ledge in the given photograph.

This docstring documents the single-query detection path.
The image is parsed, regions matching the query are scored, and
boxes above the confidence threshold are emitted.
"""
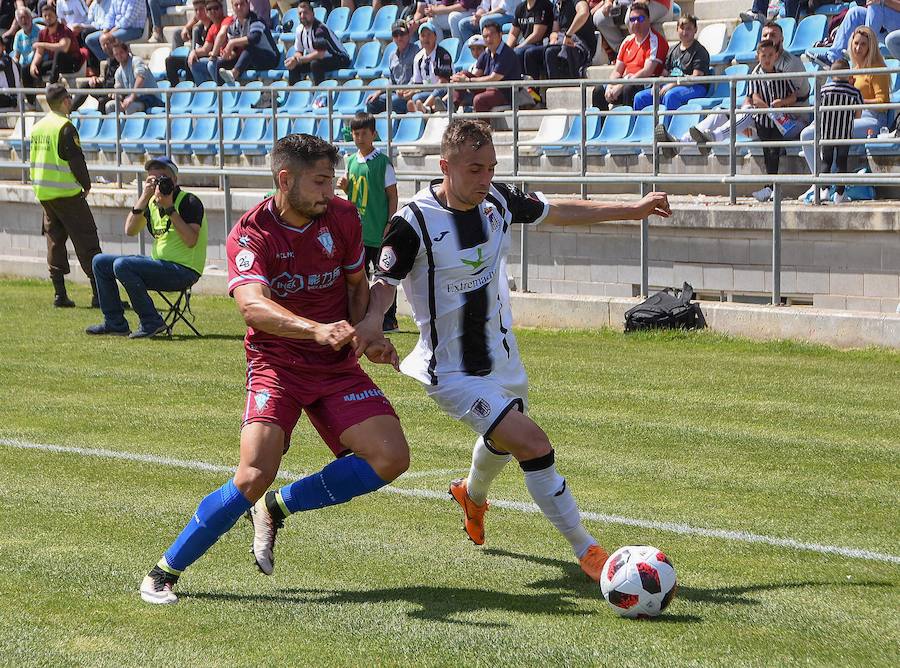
[4,255,897,349]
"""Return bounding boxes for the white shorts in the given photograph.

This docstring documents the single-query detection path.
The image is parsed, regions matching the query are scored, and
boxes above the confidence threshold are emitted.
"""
[425,364,529,437]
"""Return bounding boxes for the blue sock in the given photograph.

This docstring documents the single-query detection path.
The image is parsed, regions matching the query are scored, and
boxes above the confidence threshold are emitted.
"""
[275,455,388,515]
[162,479,251,573]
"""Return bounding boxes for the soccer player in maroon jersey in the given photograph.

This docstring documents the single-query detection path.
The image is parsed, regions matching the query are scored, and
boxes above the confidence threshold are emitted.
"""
[140,134,408,604]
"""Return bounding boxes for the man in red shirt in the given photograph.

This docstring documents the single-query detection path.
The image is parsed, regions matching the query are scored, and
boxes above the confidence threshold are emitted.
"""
[30,2,84,83]
[140,134,409,605]
[187,0,232,82]
[591,2,668,111]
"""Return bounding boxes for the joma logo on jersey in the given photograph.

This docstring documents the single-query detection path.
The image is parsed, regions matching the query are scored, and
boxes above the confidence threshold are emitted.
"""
[343,388,386,402]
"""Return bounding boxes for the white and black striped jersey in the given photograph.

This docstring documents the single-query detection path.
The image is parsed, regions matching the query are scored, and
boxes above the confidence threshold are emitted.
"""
[819,81,863,141]
[748,65,796,129]
[375,180,550,386]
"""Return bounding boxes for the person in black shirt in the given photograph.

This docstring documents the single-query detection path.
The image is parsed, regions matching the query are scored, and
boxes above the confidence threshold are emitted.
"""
[528,0,595,81]
[632,13,708,110]
[507,0,553,74]
[164,0,212,83]
[71,37,120,111]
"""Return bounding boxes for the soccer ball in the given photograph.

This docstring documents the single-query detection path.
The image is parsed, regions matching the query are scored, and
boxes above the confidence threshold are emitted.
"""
[599,545,678,618]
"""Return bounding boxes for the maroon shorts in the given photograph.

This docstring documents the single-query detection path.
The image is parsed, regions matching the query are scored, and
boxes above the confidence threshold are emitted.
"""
[242,357,398,456]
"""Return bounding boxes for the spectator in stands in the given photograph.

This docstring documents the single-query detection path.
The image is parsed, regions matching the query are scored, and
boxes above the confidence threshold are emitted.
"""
[798,27,890,200]
[86,0,148,62]
[801,59,863,203]
[148,0,183,44]
[507,0,553,76]
[413,0,453,38]
[0,39,23,107]
[747,39,801,202]
[458,0,514,43]
[82,0,114,72]
[87,156,207,338]
[591,2,666,110]
[679,20,807,149]
[465,30,485,67]
[166,0,211,82]
[210,0,279,84]
[12,6,39,96]
[424,0,480,40]
[542,0,597,80]
[740,0,800,23]
[451,20,521,111]
[71,36,119,110]
[407,21,452,111]
[30,2,85,83]
[56,0,93,37]
[807,0,900,68]
[636,13,708,111]
[106,40,163,113]
[2,0,36,52]
[188,0,231,82]
[594,0,672,56]
[285,0,350,85]
[365,20,417,115]
[887,27,900,60]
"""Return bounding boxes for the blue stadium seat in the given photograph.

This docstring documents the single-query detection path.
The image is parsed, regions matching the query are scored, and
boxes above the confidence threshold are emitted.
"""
[336,40,380,80]
[311,79,340,113]
[221,83,241,112]
[371,5,400,41]
[173,116,216,154]
[332,79,366,114]
[343,6,374,41]
[290,115,316,135]
[787,14,827,56]
[734,20,792,64]
[284,80,314,114]
[689,64,750,108]
[439,37,460,63]
[279,8,299,44]
[142,116,191,154]
[376,41,397,78]
[662,103,702,148]
[608,105,667,155]
[169,81,195,113]
[357,45,387,80]
[314,6,326,22]
[73,110,102,144]
[119,113,149,153]
[236,81,263,110]
[225,116,264,155]
[85,116,118,152]
[543,108,603,156]
[314,117,343,142]
[813,3,849,15]
[586,107,635,155]
[375,116,395,143]
[270,80,289,107]
[392,115,425,145]
[190,81,218,113]
[137,110,167,152]
[454,40,477,72]
[326,6,351,38]
[710,21,761,66]
[326,42,356,78]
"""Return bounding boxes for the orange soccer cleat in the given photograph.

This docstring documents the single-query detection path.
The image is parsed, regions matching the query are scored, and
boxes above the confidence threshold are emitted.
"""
[449,478,489,545]
[579,544,610,583]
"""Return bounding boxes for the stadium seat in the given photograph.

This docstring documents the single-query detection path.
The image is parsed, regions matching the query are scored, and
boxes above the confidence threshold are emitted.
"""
[314,117,343,142]
[332,79,367,114]
[343,6,374,41]
[137,110,167,152]
[245,117,292,155]
[85,116,118,152]
[440,37,461,64]
[376,41,397,78]
[336,41,381,80]
[786,14,827,56]
[311,79,340,113]
[662,103,703,152]
[734,19,793,64]
[236,81,263,110]
[371,5,400,41]
[148,46,170,81]
[284,80,314,114]
[173,116,216,155]
[326,7,351,39]
[776,17,796,47]
[118,113,149,153]
[586,106,634,155]
[689,64,750,108]
[518,110,569,157]
[190,81,218,113]
[374,116,395,144]
[225,116,265,155]
[608,105,667,155]
[813,3,849,15]
[290,115,316,135]
[221,83,241,112]
[399,116,447,155]
[697,22,728,57]
[543,108,603,157]
[393,115,426,147]
[455,41,477,72]
[142,115,191,154]
[314,6,326,22]
[72,110,101,145]
[281,8,298,33]
[169,81,195,113]
[326,42,356,78]
[710,21,761,66]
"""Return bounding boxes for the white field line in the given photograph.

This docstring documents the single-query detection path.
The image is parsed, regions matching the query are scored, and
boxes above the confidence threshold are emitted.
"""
[3,438,899,566]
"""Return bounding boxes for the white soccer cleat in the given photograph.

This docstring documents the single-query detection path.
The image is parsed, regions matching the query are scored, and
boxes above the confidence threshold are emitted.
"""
[140,566,179,605]
[248,497,282,576]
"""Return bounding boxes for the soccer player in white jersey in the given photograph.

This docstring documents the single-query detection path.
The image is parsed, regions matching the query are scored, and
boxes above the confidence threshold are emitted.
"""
[356,119,671,581]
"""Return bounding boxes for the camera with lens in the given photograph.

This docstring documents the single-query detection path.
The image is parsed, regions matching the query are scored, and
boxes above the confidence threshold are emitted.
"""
[156,175,175,195]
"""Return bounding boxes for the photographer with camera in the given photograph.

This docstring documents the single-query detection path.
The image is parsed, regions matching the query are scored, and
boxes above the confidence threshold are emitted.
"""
[86,157,208,338]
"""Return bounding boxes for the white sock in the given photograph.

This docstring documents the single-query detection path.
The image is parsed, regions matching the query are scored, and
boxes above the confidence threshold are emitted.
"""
[522,451,596,559]
[465,436,511,505]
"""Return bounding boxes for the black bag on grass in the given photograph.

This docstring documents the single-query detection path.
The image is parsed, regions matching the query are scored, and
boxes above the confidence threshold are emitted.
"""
[624,282,706,332]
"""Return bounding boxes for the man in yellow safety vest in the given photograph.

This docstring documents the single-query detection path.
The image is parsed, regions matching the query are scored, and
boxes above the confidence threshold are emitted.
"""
[30,82,101,307]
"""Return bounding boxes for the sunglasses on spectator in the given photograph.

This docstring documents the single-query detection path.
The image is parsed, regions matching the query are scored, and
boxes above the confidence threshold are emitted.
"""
[629,15,647,23]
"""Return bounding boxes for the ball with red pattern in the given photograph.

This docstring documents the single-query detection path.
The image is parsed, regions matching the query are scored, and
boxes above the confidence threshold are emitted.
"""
[598,545,678,618]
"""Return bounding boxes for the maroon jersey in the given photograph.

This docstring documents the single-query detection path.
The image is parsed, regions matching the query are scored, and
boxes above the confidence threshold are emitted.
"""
[227,196,366,370]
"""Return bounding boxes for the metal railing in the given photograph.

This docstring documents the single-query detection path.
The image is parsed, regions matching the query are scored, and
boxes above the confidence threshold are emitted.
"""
[2,65,899,305]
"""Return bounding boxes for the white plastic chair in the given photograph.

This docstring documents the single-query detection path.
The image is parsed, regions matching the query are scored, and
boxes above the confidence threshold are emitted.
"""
[698,23,728,57]
[399,116,450,157]
[518,110,569,157]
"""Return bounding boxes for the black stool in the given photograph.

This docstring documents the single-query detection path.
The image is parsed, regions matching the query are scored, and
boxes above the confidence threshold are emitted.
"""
[155,287,201,337]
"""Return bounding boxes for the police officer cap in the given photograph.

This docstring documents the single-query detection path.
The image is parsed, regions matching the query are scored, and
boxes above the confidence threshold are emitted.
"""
[45,83,70,106]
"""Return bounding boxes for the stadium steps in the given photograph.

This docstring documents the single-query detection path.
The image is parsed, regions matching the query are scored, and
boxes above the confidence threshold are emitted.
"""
[692,0,750,22]
[662,18,740,43]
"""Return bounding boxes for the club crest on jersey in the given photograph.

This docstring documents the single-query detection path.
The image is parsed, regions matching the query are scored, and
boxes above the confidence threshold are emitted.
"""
[237,235,250,247]
[317,227,335,257]
[254,389,271,413]
[470,398,492,419]
[484,204,501,233]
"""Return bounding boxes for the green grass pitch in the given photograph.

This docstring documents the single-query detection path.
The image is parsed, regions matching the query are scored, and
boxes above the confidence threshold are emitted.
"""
[0,278,897,666]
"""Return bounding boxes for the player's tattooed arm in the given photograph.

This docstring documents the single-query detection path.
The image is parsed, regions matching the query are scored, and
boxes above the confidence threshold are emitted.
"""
[542,192,672,226]
[232,282,355,350]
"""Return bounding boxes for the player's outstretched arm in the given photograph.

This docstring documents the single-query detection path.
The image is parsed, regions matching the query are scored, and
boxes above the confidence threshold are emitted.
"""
[542,192,671,227]
[354,279,399,357]
[233,282,354,350]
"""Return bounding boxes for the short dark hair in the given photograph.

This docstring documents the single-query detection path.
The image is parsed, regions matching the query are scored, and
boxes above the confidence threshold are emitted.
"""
[763,20,783,34]
[677,13,698,29]
[349,112,376,133]
[830,58,851,77]
[757,39,776,51]
[481,21,502,35]
[630,2,650,17]
[441,119,492,158]
[271,134,339,184]
[297,1,313,12]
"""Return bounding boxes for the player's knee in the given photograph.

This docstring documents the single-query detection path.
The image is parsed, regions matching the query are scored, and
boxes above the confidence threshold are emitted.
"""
[233,466,276,502]
[516,425,552,461]
[372,439,410,482]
